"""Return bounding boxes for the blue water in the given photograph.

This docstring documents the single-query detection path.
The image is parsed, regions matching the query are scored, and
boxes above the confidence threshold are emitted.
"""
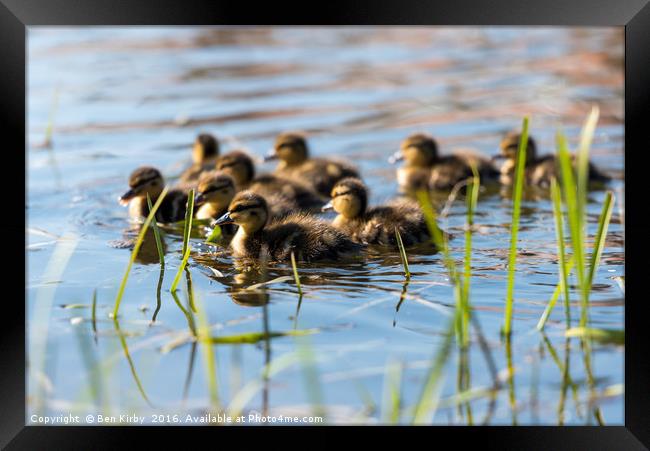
[27,27,624,425]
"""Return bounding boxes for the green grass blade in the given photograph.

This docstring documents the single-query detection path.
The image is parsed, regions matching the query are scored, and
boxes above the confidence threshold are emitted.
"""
[296,336,327,421]
[412,316,456,424]
[209,329,319,344]
[576,106,600,231]
[381,358,403,424]
[587,191,614,293]
[536,257,575,331]
[205,225,222,244]
[146,194,165,266]
[394,227,411,280]
[91,289,98,344]
[290,250,303,295]
[566,327,624,345]
[557,131,588,325]
[195,293,219,411]
[170,189,195,293]
[416,190,457,281]
[461,168,480,346]
[503,116,529,336]
[552,177,571,326]
[114,319,152,406]
[112,186,169,318]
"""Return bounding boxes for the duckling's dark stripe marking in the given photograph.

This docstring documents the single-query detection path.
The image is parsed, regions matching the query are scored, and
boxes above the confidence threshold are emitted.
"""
[230,204,261,213]
[333,190,353,198]
[218,161,238,169]
[200,184,231,195]
[131,176,158,188]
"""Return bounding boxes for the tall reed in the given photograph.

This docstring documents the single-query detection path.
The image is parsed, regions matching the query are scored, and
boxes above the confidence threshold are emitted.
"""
[170,189,195,292]
[112,186,169,318]
[503,116,529,336]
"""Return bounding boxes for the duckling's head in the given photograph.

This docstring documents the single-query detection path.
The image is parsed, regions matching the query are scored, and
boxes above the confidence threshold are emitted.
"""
[195,171,236,211]
[215,151,255,187]
[192,133,219,165]
[390,133,439,167]
[265,132,309,166]
[213,191,268,234]
[119,166,164,205]
[322,177,367,219]
[499,131,537,164]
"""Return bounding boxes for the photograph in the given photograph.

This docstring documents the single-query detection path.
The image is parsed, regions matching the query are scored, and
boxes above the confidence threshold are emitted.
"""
[26,26,624,426]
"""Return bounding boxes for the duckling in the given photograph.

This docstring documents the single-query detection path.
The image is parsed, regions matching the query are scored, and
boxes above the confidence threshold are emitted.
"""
[194,171,236,220]
[323,177,432,247]
[389,133,499,192]
[215,150,326,217]
[119,166,188,223]
[265,131,360,197]
[178,133,219,185]
[194,171,238,235]
[498,132,611,188]
[213,191,363,262]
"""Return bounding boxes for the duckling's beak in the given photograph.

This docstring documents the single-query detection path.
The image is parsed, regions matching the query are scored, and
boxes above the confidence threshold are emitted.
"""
[263,148,278,162]
[118,188,137,206]
[194,192,206,206]
[388,151,404,164]
[321,200,334,212]
[212,211,234,226]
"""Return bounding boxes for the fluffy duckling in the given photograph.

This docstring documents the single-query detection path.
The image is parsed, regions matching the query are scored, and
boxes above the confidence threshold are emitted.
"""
[178,133,219,185]
[213,191,363,262]
[119,166,188,223]
[194,171,236,220]
[390,133,499,192]
[498,132,611,188]
[193,171,240,238]
[215,150,326,217]
[323,178,432,247]
[265,132,360,197]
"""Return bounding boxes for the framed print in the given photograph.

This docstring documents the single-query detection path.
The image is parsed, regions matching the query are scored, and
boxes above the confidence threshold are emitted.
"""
[2,0,649,448]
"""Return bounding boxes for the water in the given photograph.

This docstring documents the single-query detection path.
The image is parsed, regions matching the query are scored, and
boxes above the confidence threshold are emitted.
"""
[27,27,624,425]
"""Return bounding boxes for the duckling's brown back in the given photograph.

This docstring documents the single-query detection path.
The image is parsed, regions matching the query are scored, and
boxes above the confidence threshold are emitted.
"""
[277,157,360,197]
[264,213,363,261]
[250,174,325,212]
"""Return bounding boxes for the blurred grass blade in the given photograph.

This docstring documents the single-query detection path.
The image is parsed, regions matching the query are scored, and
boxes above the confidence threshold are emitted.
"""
[114,319,152,406]
[461,168,480,346]
[536,177,573,331]
[209,329,318,344]
[195,293,220,411]
[290,251,304,295]
[576,106,600,228]
[146,194,165,266]
[536,257,575,331]
[91,289,98,344]
[112,186,169,318]
[551,177,572,327]
[170,189,195,292]
[557,131,588,325]
[412,316,456,424]
[504,116,529,336]
[394,228,411,280]
[30,234,78,414]
[381,358,403,424]
[205,225,222,244]
[587,191,614,291]
[565,327,624,345]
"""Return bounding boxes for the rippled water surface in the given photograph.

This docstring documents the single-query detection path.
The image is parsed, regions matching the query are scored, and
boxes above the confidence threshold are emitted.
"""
[27,27,624,425]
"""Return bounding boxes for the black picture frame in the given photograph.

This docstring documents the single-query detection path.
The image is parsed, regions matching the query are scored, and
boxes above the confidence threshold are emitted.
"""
[3,0,649,448]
